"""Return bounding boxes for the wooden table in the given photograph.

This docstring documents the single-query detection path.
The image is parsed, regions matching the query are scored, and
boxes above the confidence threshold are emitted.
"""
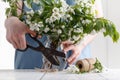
[0,69,120,80]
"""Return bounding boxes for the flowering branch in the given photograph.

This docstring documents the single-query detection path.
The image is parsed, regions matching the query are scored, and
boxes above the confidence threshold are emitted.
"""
[3,0,119,45]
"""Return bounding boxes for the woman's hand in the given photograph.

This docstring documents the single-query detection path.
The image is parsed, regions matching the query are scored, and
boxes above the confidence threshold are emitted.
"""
[62,41,85,64]
[5,17,36,50]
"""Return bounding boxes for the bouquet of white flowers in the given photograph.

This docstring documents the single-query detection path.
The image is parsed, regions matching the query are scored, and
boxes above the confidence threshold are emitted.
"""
[4,0,119,45]
[3,0,119,66]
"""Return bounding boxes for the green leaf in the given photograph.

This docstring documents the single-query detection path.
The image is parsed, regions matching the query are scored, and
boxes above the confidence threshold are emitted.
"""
[5,8,11,17]
[94,58,103,72]
[94,18,104,32]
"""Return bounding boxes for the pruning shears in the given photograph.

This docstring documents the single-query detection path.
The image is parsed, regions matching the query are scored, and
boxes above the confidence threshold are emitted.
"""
[17,34,66,66]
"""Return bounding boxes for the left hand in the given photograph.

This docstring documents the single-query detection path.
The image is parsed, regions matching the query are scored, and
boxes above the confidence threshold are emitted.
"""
[62,41,85,64]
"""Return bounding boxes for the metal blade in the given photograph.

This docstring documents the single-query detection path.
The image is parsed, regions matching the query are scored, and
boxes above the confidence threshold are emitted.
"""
[43,52,60,66]
[46,48,65,57]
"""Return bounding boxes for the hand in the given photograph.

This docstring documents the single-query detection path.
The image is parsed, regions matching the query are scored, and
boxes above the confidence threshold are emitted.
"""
[5,17,37,50]
[62,41,85,64]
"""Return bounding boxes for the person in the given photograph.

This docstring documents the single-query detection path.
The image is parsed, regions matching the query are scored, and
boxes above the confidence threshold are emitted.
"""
[4,0,103,69]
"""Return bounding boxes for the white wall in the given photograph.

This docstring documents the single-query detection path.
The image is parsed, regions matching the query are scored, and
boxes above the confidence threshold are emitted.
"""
[91,0,120,69]
[91,0,108,67]
[107,0,120,69]
[0,2,15,69]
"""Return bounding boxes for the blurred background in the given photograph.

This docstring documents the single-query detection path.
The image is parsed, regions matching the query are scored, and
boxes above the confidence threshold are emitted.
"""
[0,0,120,69]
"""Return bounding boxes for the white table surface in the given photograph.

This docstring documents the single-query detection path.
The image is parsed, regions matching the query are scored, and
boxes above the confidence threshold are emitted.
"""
[0,69,120,80]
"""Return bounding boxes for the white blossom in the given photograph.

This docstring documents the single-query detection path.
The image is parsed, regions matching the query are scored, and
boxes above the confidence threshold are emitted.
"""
[79,8,82,12]
[26,15,30,19]
[66,14,71,19]
[58,29,62,34]
[38,10,42,15]
[29,22,43,31]
[52,7,59,13]
[80,18,83,20]
[67,7,75,14]
[33,0,40,4]
[72,35,80,41]
[36,27,40,31]
[90,6,96,17]
[51,24,55,28]
[26,20,31,24]
[85,9,90,14]
[52,12,61,20]
[59,7,65,13]
[82,20,85,24]
[82,19,91,24]
[50,16,57,23]
[86,3,92,8]
[81,2,84,7]
[38,22,44,27]
[26,10,34,16]
[74,28,83,33]
[70,17,73,20]
[44,27,50,33]
[24,1,32,9]
[83,0,89,3]
[66,65,79,73]
[61,25,65,29]
[30,10,34,15]
[75,0,89,3]
[85,19,91,24]
[45,18,50,23]
[60,0,69,8]
[30,24,39,31]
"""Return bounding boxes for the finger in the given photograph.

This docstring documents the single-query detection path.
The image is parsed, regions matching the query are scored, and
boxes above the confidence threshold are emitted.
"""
[8,37,18,49]
[37,35,42,38]
[6,33,18,49]
[10,40,18,49]
[62,43,71,49]
[68,52,80,64]
[67,51,77,62]
[19,35,27,50]
[12,36,21,49]
[68,57,76,64]
[27,28,42,38]
[62,41,73,48]
[62,40,74,44]
[27,28,36,37]
[67,52,79,64]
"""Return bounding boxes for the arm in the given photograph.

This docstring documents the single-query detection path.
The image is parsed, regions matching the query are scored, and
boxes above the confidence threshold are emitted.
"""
[62,0,103,64]
[5,1,36,50]
[79,0,103,51]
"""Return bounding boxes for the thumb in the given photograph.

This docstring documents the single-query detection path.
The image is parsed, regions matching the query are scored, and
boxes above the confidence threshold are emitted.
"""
[26,28,42,38]
[27,28,36,36]
[26,28,37,37]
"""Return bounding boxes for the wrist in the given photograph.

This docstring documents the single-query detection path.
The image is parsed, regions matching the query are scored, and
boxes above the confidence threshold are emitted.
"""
[79,42,86,49]
[75,41,86,50]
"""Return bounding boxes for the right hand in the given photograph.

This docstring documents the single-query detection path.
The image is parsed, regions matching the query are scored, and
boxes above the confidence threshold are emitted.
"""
[5,17,36,50]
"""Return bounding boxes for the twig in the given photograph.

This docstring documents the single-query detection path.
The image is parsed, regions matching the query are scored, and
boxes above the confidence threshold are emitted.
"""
[39,71,47,80]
